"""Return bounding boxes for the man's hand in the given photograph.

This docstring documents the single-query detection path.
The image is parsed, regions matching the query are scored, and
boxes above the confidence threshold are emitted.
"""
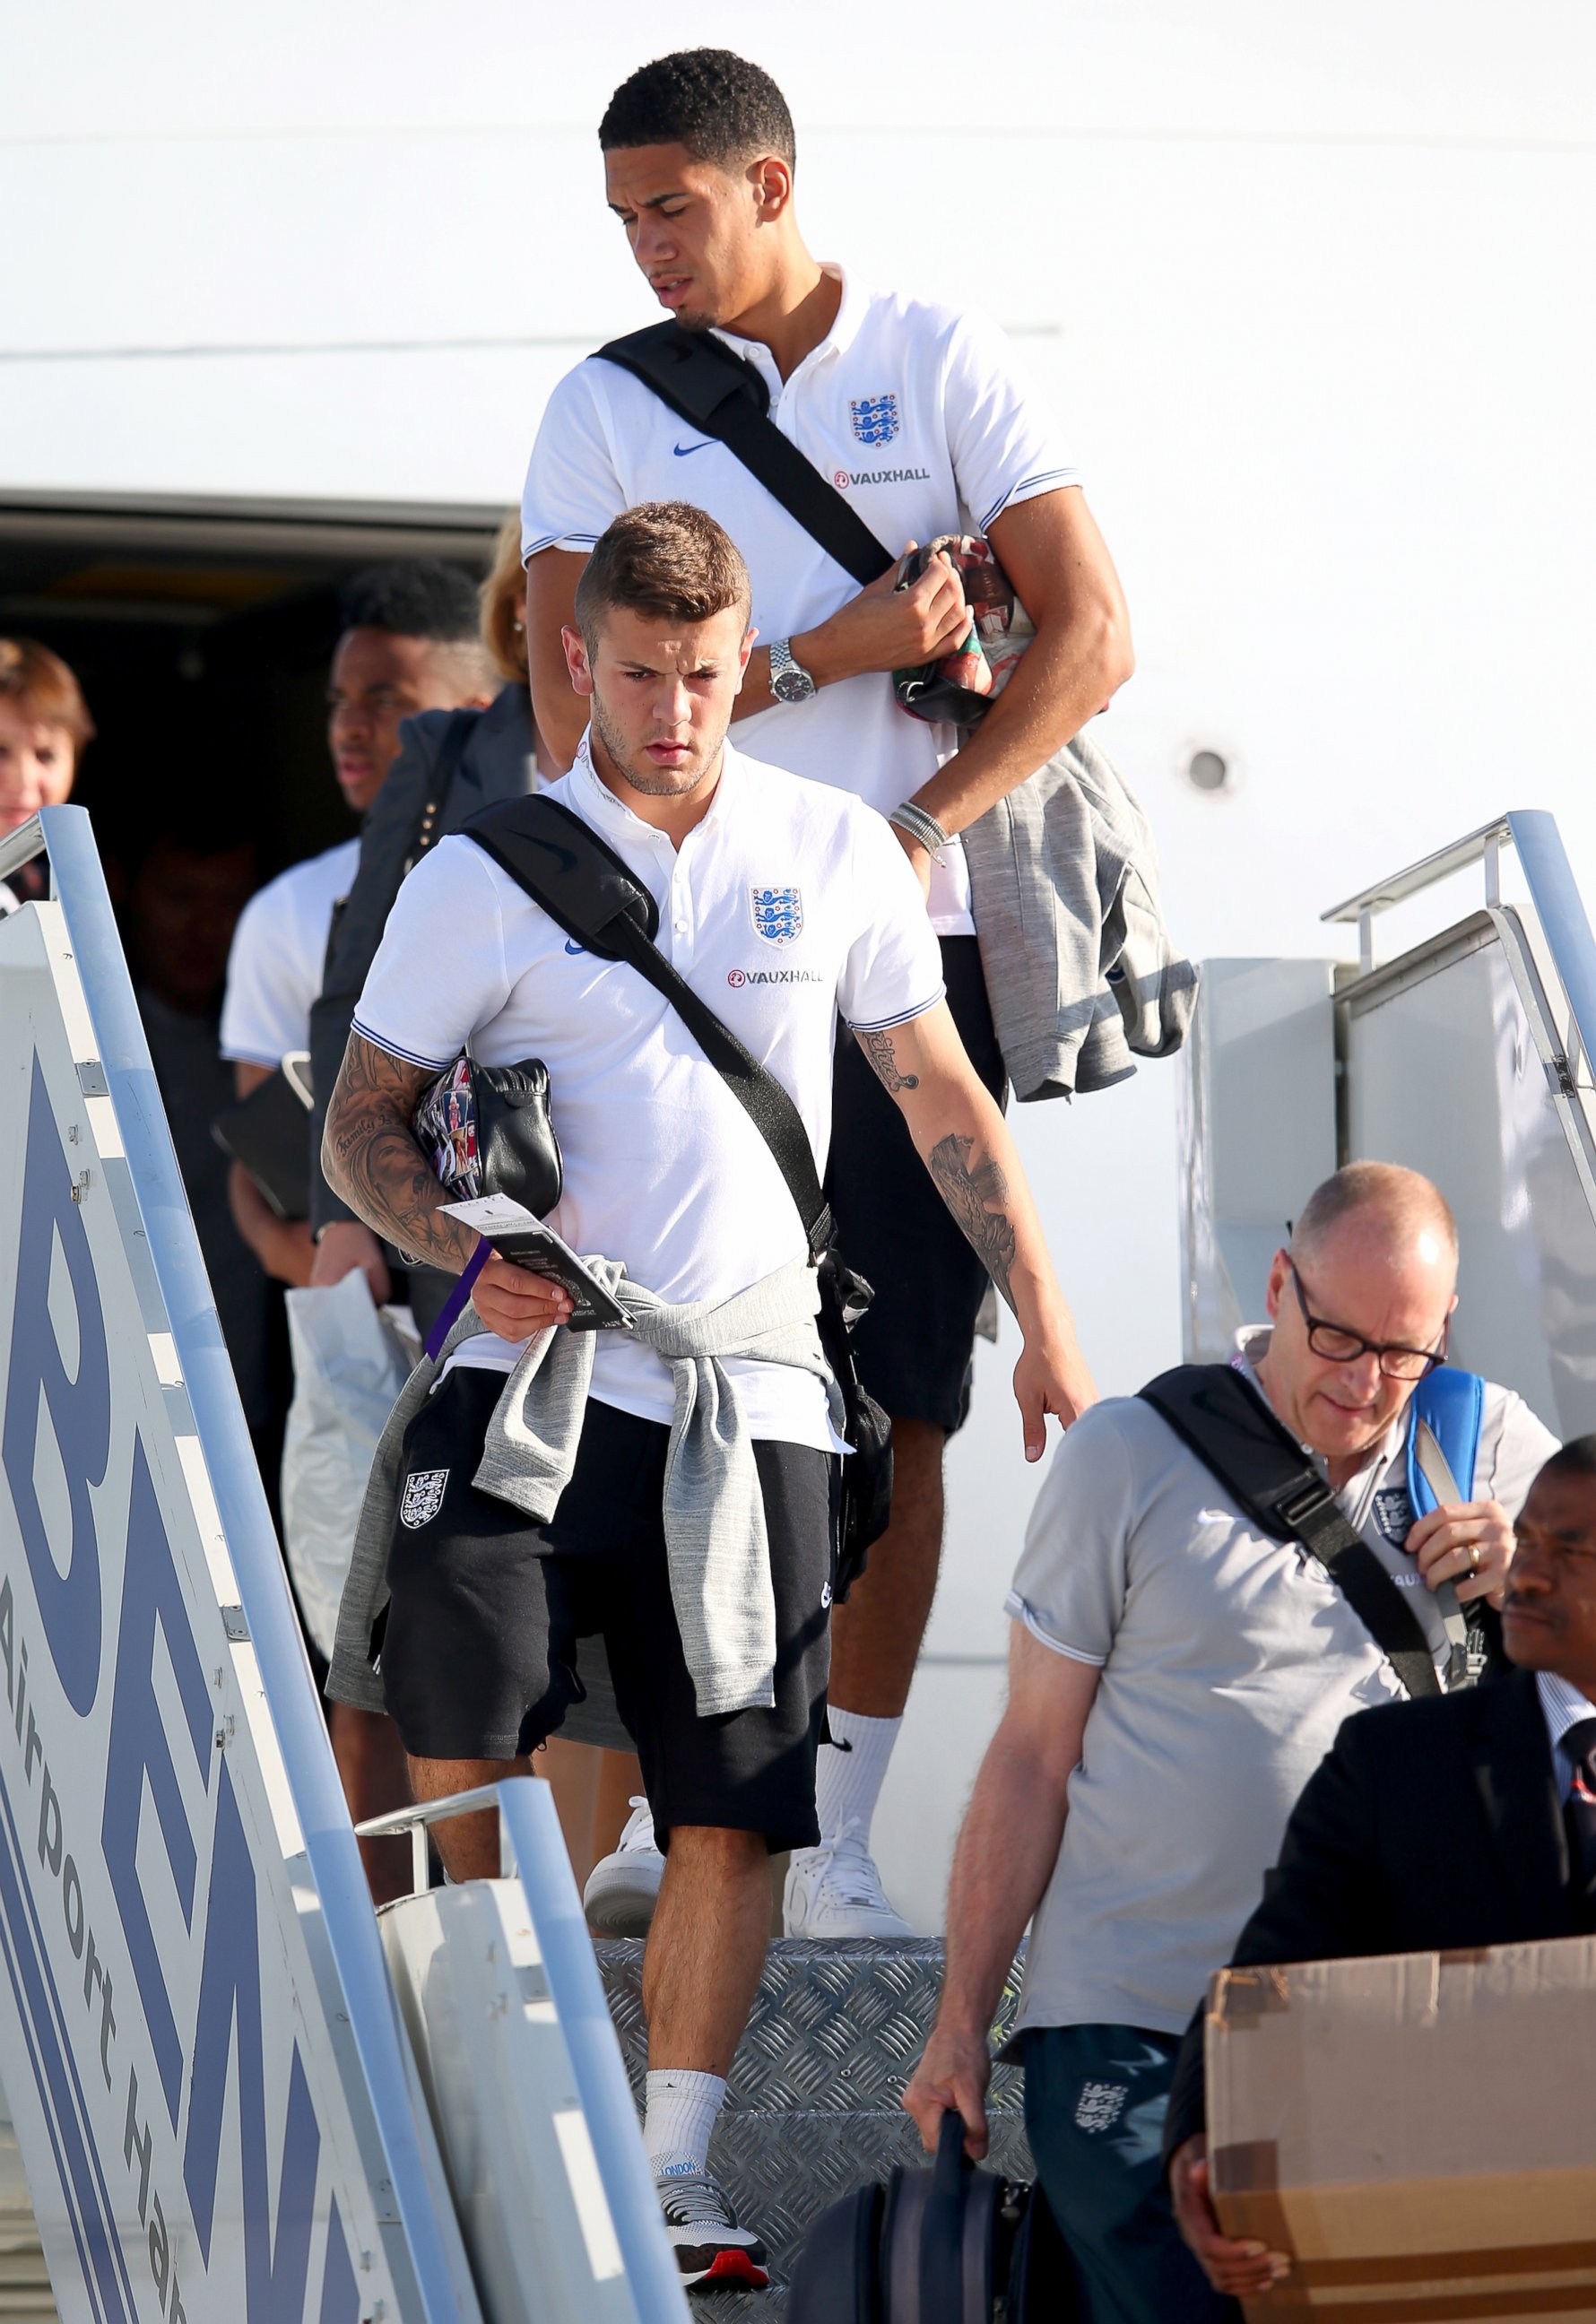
[1407,1498,1514,1607]
[800,544,969,685]
[1013,1320,1097,1461]
[309,1219,392,1305]
[902,2024,992,2161]
[470,1248,575,1341]
[1169,2137,1291,2299]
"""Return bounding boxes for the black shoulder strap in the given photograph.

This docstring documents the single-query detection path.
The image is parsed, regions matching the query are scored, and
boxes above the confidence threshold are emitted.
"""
[1140,1363,1442,1700]
[463,791,833,1259]
[594,322,897,591]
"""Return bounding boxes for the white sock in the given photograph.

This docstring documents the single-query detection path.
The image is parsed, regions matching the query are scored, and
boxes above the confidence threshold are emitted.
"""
[814,1708,903,1849]
[645,2068,726,2177]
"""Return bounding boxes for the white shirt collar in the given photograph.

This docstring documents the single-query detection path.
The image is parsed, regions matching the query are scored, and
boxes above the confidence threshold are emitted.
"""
[1538,1667,1596,1753]
[711,263,866,387]
[568,725,741,844]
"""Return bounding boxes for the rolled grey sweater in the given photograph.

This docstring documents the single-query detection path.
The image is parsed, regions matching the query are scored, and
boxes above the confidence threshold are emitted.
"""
[326,1254,839,1723]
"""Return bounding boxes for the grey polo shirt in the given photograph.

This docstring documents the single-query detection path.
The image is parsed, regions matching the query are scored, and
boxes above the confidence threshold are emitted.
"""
[1005,1331,1557,2040]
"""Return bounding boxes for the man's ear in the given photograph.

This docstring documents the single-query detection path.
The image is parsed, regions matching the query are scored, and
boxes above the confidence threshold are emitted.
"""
[749,154,793,223]
[1263,1249,1291,1322]
[561,625,594,698]
[733,623,759,691]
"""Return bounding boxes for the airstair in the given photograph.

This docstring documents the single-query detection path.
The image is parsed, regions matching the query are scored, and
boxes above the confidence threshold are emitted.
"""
[0,801,1592,2324]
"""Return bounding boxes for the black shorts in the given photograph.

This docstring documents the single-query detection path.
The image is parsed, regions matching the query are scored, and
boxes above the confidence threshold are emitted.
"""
[379,1374,838,1851]
[826,935,1007,1435]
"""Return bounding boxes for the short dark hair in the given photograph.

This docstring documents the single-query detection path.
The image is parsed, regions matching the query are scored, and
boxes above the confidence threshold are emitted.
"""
[599,49,795,169]
[338,559,481,643]
[1535,1435,1596,1487]
[574,503,751,648]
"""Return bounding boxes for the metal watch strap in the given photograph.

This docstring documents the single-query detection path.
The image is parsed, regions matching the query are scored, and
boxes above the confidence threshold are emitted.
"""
[769,638,815,700]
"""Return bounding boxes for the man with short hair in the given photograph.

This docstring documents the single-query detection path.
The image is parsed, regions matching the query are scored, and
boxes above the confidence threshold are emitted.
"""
[523,47,1125,1935]
[221,558,493,1903]
[1167,1435,1596,2306]
[903,1161,1557,2324]
[222,559,494,1298]
[323,502,1093,2287]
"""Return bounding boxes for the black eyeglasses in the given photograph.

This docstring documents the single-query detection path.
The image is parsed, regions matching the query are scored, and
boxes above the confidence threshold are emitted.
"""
[1288,1262,1447,1381]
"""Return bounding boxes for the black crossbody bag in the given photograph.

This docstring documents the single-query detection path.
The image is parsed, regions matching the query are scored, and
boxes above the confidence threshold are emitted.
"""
[1140,1363,1458,1699]
[596,322,898,586]
[463,789,893,1597]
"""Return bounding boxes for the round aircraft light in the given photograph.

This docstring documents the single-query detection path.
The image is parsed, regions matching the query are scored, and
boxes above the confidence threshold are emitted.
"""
[1186,748,1230,793]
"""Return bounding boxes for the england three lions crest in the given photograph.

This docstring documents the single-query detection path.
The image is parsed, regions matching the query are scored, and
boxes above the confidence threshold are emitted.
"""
[400,1468,449,1529]
[750,886,803,947]
[850,394,899,447]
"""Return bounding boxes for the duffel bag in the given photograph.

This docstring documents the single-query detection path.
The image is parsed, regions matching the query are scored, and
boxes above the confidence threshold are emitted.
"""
[787,2112,1072,2323]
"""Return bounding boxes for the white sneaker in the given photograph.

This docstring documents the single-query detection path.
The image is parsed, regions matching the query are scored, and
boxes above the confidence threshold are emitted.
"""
[655,2167,768,2290]
[583,1799,664,1937]
[783,1818,915,1939]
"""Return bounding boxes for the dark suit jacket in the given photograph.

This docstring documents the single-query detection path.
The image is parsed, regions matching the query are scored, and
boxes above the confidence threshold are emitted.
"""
[1163,1667,1580,2160]
[308,682,537,1241]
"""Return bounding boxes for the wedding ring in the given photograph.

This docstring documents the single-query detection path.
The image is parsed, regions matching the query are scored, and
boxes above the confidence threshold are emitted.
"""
[1467,1541,1480,1574]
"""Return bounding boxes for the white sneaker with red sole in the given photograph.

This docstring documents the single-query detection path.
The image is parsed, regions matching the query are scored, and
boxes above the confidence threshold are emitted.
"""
[655,2167,769,2291]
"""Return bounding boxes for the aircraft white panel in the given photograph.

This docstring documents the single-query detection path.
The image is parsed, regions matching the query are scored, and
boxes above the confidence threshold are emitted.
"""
[0,813,481,2324]
[1347,934,1596,1438]
[1175,958,1338,1359]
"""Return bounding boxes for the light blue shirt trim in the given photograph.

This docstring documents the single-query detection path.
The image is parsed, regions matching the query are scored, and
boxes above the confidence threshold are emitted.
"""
[1538,1668,1596,1799]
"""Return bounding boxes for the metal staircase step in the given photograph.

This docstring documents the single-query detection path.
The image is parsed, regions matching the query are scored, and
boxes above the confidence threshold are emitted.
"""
[598,1938,1033,2313]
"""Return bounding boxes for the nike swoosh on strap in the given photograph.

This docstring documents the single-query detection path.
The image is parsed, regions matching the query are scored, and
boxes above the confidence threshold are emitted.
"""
[673,439,715,456]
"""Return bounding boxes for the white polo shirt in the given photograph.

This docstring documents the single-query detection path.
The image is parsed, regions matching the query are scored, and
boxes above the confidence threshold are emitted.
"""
[352,733,944,1450]
[521,268,1080,938]
[221,836,360,1068]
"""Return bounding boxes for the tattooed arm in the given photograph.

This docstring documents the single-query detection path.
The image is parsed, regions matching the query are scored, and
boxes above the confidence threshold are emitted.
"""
[853,1003,1097,1447]
[322,1033,573,1339]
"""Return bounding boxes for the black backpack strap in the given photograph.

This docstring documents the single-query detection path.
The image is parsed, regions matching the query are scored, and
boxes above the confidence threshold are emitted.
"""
[594,322,897,591]
[1140,1363,1442,1701]
[463,792,834,1260]
[401,704,476,877]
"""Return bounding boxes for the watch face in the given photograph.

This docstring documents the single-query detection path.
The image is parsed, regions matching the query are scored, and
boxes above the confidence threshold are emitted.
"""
[773,665,816,704]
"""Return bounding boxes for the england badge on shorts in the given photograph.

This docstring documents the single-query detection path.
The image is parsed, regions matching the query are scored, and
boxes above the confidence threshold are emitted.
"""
[750,886,803,946]
[850,394,899,446]
[400,1468,449,1530]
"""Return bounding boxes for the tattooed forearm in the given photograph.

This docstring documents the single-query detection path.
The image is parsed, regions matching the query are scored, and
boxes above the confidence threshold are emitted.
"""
[857,1025,920,1093]
[928,1131,1019,1312]
[322,1033,477,1273]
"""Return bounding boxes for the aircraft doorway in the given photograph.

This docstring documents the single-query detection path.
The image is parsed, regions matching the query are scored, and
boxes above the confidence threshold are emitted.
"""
[0,487,502,881]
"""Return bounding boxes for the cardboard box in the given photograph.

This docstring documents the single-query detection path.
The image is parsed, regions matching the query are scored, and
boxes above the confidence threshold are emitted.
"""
[1206,1937,1596,2320]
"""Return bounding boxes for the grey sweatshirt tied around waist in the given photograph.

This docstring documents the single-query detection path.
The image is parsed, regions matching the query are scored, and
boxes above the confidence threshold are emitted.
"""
[326,1254,838,1723]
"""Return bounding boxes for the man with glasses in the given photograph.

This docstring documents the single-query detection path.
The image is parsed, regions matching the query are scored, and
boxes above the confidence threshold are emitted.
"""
[903,1162,1556,2324]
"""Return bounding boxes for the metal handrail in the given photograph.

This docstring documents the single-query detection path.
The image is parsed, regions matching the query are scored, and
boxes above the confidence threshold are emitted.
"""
[7,805,475,2324]
[362,1779,690,2324]
[1325,806,1596,1223]
[1322,812,1514,927]
[1323,811,1596,1097]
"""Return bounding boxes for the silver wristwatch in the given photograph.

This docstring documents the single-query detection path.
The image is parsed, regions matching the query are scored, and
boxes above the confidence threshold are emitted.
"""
[768,638,818,706]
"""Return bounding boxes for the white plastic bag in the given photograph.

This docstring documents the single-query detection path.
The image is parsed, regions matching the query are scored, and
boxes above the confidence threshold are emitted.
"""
[281,1271,419,1660]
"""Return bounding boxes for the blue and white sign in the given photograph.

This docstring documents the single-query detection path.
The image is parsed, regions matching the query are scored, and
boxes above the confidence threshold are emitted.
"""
[0,812,477,2324]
